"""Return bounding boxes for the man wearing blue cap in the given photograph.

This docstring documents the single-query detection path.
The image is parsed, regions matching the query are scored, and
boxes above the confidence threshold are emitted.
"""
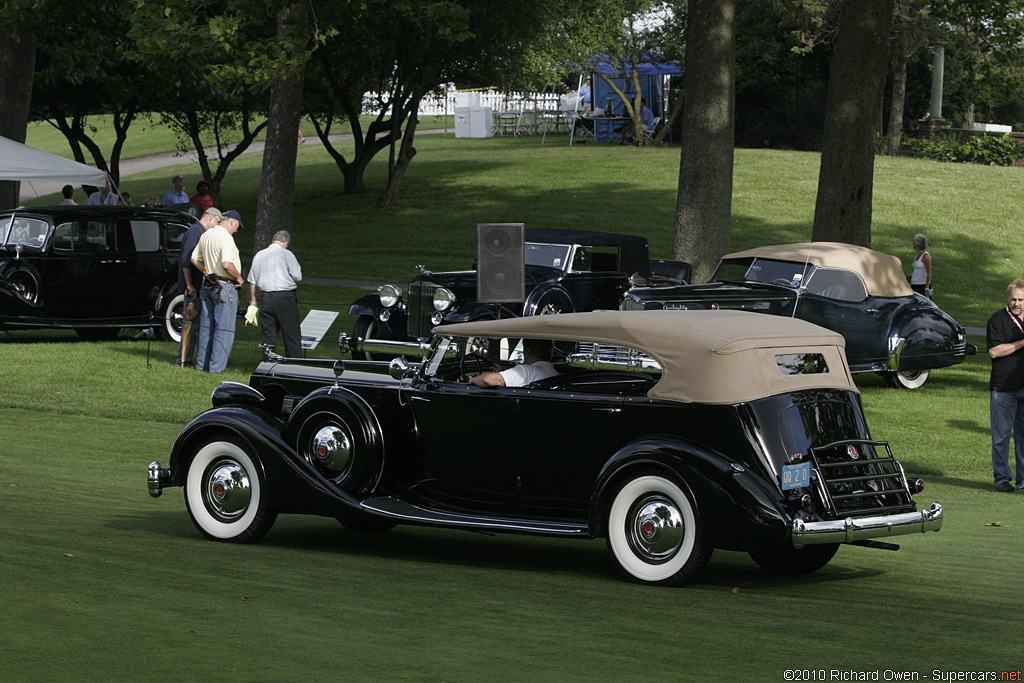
[191,209,245,372]
[176,206,222,366]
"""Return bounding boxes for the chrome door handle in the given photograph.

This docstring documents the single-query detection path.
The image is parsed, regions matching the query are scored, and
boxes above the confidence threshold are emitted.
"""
[594,408,621,413]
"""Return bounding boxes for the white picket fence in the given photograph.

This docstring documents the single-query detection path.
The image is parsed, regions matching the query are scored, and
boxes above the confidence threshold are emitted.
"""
[362,87,564,117]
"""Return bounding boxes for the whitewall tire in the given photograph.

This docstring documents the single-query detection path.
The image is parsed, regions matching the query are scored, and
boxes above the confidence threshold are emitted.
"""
[184,437,277,543]
[606,474,711,586]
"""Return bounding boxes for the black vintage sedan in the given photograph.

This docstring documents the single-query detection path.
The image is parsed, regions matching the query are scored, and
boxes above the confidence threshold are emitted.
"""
[342,228,690,360]
[148,309,942,586]
[622,242,976,389]
[0,206,192,340]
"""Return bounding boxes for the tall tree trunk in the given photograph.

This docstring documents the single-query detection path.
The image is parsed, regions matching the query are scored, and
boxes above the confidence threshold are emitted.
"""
[887,49,909,153]
[254,3,310,251]
[672,0,735,283]
[812,0,895,247]
[0,31,37,209]
[376,103,420,208]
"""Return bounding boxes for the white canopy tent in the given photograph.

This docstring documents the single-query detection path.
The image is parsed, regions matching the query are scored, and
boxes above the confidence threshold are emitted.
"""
[0,135,108,199]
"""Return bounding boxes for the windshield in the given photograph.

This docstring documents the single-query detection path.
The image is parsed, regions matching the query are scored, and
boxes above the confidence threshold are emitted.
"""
[714,257,813,287]
[525,242,571,270]
[2,215,50,247]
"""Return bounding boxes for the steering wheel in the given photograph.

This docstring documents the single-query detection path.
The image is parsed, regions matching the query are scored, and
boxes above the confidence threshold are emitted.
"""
[459,353,490,382]
[772,278,793,285]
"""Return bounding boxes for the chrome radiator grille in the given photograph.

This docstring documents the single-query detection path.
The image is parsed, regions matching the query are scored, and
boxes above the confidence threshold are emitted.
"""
[619,297,645,311]
[407,281,439,339]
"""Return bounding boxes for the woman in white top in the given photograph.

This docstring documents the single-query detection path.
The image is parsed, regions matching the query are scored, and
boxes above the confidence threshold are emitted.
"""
[910,233,932,298]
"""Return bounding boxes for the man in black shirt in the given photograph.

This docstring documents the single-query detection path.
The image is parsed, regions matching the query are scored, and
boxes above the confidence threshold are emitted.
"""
[986,279,1024,492]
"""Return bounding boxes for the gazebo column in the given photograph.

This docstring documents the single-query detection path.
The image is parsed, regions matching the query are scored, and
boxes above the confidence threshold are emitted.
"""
[918,44,951,138]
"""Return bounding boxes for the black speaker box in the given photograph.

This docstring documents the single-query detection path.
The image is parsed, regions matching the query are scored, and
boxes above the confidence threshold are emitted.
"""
[477,223,525,303]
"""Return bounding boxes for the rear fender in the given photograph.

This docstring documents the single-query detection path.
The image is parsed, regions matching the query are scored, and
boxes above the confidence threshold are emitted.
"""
[169,407,363,517]
[887,308,964,371]
[590,436,790,550]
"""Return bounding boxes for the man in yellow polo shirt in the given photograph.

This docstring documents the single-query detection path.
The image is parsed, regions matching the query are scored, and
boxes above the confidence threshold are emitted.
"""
[191,209,246,372]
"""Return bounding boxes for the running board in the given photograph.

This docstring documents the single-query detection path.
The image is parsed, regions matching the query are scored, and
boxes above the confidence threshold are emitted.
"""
[359,496,589,537]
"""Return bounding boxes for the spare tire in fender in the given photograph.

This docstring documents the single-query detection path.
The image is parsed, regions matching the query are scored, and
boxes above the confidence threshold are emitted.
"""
[284,388,384,494]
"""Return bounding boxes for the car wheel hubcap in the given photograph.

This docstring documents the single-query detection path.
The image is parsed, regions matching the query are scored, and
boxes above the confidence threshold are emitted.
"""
[627,495,684,562]
[312,425,352,473]
[204,459,251,519]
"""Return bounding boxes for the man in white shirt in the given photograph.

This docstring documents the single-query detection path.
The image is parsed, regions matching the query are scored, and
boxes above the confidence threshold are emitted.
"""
[247,230,303,357]
[86,181,118,205]
[469,338,557,387]
[59,185,76,205]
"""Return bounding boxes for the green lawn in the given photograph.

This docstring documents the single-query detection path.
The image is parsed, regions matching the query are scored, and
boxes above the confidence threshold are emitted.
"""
[23,129,1020,327]
[4,130,1024,679]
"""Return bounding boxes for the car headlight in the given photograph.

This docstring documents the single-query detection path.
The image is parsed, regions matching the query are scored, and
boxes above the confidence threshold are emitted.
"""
[378,284,402,308]
[433,287,455,312]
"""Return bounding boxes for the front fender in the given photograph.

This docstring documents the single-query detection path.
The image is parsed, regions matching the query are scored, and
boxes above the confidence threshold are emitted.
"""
[349,293,384,318]
[589,436,790,551]
[168,407,363,517]
[439,302,505,324]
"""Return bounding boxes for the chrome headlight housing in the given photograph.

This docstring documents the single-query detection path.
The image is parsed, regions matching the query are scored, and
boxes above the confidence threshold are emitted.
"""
[432,287,455,313]
[378,284,402,308]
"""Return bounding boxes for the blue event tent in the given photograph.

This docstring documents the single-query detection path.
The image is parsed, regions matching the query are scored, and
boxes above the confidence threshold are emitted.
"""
[585,56,682,140]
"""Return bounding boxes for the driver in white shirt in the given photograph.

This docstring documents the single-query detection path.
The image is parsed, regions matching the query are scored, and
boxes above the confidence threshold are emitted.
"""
[469,338,557,388]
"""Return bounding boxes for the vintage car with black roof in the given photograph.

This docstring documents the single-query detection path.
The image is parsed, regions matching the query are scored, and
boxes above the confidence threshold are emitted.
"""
[342,227,691,360]
[0,205,192,340]
[621,242,975,389]
[148,309,942,586]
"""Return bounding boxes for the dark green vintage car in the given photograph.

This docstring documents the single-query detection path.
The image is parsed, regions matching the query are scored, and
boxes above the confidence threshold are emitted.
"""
[622,242,976,389]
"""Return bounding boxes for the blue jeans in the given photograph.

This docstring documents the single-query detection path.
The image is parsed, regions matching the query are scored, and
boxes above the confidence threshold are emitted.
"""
[196,282,237,373]
[177,293,202,366]
[990,388,1024,487]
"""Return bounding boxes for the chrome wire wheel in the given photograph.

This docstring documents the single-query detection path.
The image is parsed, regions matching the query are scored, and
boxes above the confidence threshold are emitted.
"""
[606,474,710,586]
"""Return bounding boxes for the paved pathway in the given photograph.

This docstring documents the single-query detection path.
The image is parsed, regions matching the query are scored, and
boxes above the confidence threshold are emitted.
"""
[19,129,450,202]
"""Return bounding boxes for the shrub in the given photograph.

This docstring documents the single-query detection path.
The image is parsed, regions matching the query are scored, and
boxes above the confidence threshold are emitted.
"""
[900,132,1024,165]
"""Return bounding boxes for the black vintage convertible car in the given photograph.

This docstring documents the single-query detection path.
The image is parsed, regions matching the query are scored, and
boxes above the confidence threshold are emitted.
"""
[0,206,192,340]
[342,228,690,360]
[621,242,976,389]
[148,309,942,586]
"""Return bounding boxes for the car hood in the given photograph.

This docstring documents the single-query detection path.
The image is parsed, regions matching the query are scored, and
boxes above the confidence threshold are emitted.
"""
[417,265,563,292]
[624,281,797,307]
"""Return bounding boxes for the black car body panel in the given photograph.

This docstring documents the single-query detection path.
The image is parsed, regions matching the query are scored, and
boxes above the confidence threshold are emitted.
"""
[343,228,690,359]
[621,244,975,385]
[150,310,942,585]
[0,206,194,339]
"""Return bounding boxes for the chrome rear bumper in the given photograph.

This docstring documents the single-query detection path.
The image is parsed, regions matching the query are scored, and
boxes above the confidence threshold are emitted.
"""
[792,502,943,547]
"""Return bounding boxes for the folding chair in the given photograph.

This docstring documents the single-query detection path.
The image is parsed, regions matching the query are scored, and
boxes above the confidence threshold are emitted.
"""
[643,117,661,142]
[568,113,595,146]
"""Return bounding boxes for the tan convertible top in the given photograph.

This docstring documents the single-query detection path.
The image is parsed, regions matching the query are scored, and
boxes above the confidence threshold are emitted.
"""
[435,309,856,404]
[722,242,914,297]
